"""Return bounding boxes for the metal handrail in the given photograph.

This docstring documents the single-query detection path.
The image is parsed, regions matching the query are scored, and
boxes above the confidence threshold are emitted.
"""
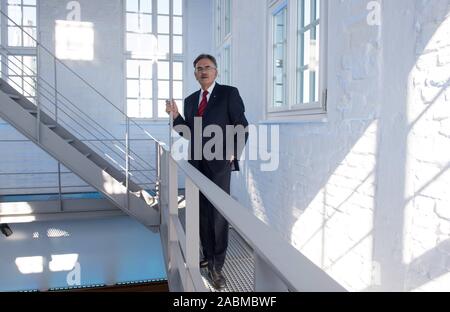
[0,58,155,187]
[0,52,156,186]
[0,9,163,145]
[0,8,167,195]
[0,49,157,174]
[159,145,347,292]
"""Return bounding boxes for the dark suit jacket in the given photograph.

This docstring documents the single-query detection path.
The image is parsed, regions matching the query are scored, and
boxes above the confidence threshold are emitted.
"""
[173,83,249,173]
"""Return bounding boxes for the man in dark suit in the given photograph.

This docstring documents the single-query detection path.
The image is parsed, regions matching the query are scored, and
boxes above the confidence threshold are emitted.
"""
[166,54,248,289]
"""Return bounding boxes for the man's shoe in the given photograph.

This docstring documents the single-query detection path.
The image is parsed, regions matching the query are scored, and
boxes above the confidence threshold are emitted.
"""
[200,258,208,268]
[208,269,226,289]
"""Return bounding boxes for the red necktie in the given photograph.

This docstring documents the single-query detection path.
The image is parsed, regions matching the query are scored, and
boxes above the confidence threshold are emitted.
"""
[197,90,209,117]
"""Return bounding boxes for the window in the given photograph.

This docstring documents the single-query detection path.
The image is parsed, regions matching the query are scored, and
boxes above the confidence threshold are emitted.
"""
[268,0,327,119]
[7,55,37,102]
[296,0,320,106]
[7,0,37,48]
[125,0,184,119]
[271,5,287,108]
[0,0,38,103]
[215,0,231,85]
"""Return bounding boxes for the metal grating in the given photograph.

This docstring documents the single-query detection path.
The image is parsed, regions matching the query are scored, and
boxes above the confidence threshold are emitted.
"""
[178,198,255,292]
[200,227,254,292]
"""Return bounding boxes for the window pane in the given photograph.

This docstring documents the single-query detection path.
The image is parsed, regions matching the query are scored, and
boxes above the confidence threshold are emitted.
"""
[173,81,183,99]
[23,6,36,26]
[158,35,169,57]
[8,76,23,93]
[140,61,152,78]
[157,0,169,14]
[303,70,310,103]
[158,81,169,98]
[140,80,152,98]
[127,0,139,12]
[140,0,152,13]
[316,0,320,20]
[174,0,183,15]
[173,62,183,80]
[225,0,231,35]
[8,26,22,46]
[127,99,140,118]
[140,14,152,33]
[174,35,183,54]
[127,80,139,98]
[314,74,319,102]
[140,99,153,118]
[8,5,21,26]
[303,29,311,67]
[173,16,183,35]
[158,100,168,118]
[311,25,319,72]
[127,13,139,32]
[8,56,23,76]
[272,7,286,108]
[158,61,170,79]
[23,77,36,97]
[23,0,36,5]
[127,60,140,78]
[158,15,170,34]
[304,0,311,26]
[126,33,139,52]
[22,56,36,75]
[23,27,37,47]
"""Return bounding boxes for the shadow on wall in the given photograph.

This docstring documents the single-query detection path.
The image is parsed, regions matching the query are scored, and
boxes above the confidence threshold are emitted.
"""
[233,0,450,292]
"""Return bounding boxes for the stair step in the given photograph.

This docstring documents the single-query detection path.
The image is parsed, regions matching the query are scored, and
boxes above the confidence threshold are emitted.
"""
[46,124,57,130]
[65,139,75,144]
[84,153,91,158]
[6,93,21,100]
[26,109,38,115]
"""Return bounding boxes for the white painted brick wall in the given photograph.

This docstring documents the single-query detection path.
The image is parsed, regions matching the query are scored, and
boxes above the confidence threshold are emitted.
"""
[231,0,450,291]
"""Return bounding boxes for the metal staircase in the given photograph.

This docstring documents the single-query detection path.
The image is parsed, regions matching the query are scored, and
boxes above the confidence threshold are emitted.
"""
[0,80,158,225]
[0,11,160,226]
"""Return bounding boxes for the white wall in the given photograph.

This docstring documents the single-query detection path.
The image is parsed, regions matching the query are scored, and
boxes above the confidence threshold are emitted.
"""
[230,0,450,291]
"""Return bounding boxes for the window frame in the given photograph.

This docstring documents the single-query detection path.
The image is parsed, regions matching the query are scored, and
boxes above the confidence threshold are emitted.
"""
[266,0,328,120]
[0,0,38,103]
[123,0,184,121]
[215,0,232,85]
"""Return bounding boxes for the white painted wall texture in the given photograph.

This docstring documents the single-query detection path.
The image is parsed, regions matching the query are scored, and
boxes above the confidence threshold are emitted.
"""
[229,0,450,291]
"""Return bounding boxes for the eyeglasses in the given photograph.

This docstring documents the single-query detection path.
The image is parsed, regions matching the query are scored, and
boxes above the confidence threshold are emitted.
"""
[195,66,216,73]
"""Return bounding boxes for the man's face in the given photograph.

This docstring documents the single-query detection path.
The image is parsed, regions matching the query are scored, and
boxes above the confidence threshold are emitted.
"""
[194,58,218,90]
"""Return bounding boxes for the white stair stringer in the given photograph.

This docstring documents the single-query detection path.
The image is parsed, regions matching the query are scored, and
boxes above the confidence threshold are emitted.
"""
[0,82,159,226]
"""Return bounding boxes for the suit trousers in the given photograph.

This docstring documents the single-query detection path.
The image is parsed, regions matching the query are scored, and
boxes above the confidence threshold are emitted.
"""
[199,159,231,272]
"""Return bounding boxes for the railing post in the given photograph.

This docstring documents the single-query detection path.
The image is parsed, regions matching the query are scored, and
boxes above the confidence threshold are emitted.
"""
[155,141,162,222]
[36,42,41,144]
[168,155,179,284]
[53,56,63,212]
[185,177,200,286]
[125,116,130,209]
[254,252,289,292]
[159,148,169,234]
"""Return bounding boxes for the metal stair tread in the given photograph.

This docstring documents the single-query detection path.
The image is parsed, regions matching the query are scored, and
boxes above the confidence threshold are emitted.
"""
[6,93,21,100]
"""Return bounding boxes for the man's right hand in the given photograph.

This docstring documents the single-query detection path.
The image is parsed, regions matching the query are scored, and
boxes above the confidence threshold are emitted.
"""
[165,100,180,119]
